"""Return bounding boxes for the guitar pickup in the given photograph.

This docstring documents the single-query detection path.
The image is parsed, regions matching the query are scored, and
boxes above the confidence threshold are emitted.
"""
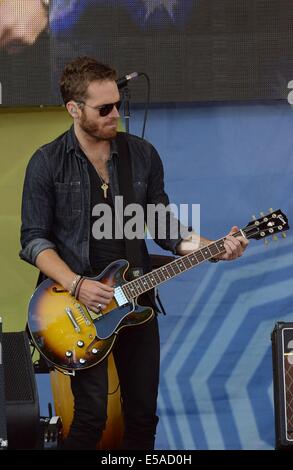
[114,286,129,307]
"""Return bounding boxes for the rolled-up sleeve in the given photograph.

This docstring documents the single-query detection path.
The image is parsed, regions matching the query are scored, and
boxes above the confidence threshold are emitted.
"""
[20,149,56,265]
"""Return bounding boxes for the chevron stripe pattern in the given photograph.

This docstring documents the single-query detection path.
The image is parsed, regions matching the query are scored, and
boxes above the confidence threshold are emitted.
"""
[155,238,293,449]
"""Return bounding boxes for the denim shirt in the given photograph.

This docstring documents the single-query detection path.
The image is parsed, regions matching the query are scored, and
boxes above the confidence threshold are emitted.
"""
[20,127,182,275]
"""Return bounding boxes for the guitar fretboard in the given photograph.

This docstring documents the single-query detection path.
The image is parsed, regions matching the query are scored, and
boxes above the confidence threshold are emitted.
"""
[121,207,289,300]
[122,231,243,300]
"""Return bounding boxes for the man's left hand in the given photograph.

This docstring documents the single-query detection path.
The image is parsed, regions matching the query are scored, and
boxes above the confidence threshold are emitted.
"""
[218,226,249,261]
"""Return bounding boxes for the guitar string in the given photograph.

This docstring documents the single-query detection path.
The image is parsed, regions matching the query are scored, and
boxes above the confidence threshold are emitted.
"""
[123,215,287,297]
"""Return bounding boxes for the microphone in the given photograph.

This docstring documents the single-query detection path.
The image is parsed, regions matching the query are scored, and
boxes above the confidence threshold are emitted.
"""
[116,72,140,89]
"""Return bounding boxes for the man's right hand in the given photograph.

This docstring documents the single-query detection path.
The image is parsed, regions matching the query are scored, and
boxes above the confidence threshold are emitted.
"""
[35,250,115,315]
[77,279,114,314]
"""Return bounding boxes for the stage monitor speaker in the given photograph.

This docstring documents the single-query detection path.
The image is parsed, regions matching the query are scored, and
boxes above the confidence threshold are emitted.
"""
[271,322,293,449]
[2,331,40,449]
[0,319,8,449]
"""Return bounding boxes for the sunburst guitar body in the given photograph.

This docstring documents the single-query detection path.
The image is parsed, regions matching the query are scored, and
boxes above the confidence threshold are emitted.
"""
[28,260,154,371]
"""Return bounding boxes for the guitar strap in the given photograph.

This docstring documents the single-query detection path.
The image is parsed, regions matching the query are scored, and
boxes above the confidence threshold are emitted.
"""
[115,132,147,277]
[115,132,164,313]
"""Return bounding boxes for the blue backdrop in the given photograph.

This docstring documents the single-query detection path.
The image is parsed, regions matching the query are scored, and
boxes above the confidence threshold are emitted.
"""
[132,101,293,450]
[37,101,293,450]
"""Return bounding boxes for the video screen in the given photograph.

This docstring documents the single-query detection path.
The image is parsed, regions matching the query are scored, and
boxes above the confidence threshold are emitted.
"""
[0,0,292,105]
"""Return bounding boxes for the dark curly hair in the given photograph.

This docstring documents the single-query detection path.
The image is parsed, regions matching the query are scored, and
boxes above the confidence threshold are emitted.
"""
[60,56,117,104]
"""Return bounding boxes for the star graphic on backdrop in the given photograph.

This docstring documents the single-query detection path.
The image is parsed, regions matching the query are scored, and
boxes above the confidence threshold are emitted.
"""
[142,0,179,20]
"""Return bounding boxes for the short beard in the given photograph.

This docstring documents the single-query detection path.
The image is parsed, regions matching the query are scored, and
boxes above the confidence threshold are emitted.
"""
[79,113,117,141]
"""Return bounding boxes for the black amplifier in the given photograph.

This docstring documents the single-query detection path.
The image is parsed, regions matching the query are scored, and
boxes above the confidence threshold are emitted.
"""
[272,322,293,449]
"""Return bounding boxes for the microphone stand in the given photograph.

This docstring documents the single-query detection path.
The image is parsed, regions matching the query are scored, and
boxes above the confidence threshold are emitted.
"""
[122,86,130,134]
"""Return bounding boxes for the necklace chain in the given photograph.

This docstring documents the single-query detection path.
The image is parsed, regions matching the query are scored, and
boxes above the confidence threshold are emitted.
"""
[79,144,110,198]
[94,168,109,199]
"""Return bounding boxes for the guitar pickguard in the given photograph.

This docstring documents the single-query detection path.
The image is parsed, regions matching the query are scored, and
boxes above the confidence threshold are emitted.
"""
[93,301,135,339]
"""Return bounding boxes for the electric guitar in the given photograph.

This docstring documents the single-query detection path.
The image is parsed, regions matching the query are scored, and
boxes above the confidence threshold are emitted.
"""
[28,209,289,372]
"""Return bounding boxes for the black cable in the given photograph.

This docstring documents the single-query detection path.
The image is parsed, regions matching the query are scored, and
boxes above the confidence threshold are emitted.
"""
[31,344,36,358]
[108,381,120,396]
[139,72,151,139]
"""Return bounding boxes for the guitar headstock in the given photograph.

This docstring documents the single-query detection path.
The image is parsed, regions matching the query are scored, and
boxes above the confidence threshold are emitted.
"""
[244,209,289,241]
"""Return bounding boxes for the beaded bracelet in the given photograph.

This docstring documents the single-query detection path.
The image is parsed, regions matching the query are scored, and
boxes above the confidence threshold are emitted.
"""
[69,274,82,296]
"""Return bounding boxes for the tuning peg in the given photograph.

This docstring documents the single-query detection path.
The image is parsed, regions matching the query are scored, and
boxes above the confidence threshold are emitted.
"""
[272,234,278,241]
[252,214,256,220]
[264,239,269,245]
[282,232,287,239]
[260,211,265,217]
[269,208,274,213]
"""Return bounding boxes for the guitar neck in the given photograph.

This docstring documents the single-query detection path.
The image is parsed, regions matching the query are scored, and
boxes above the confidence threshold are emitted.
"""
[123,229,248,300]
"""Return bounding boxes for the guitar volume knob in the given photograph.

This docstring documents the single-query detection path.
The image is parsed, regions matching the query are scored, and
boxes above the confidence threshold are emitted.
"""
[77,340,84,348]
[92,348,99,355]
[65,350,73,357]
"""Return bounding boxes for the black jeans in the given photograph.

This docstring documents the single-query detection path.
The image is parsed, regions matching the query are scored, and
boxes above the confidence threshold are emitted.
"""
[61,316,160,450]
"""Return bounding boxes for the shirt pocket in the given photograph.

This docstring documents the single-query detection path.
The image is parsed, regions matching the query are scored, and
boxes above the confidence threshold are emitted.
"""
[54,181,81,217]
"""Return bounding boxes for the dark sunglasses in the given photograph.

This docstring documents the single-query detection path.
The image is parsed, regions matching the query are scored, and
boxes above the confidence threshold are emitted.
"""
[78,100,121,117]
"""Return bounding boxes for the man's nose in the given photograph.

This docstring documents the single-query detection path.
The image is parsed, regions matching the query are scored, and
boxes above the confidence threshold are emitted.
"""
[110,104,120,118]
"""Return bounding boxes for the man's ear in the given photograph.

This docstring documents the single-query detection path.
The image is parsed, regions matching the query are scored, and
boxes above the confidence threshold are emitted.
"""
[66,101,78,118]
